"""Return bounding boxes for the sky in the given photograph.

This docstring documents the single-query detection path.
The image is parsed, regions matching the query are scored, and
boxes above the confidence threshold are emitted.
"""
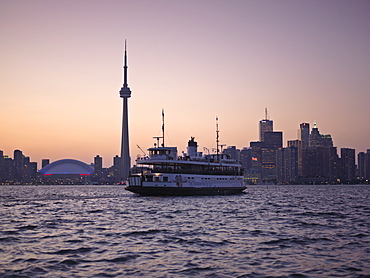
[1,0,369,168]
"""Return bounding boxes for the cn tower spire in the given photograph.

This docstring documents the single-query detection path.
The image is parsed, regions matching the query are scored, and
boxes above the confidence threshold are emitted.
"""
[119,40,131,182]
[123,40,128,88]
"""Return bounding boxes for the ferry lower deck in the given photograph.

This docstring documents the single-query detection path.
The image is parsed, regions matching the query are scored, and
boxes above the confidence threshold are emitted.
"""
[126,173,246,196]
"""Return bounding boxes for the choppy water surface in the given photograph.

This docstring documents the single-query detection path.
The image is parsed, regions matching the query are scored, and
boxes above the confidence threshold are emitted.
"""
[0,185,369,277]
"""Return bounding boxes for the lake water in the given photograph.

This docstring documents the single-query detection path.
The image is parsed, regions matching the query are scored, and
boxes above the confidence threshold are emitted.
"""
[0,185,369,277]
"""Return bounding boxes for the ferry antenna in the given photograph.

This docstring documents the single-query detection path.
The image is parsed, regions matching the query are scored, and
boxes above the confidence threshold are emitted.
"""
[162,109,165,147]
[216,117,220,160]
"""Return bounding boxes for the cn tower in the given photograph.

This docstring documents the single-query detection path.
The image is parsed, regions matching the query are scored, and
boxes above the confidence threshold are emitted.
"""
[119,41,131,181]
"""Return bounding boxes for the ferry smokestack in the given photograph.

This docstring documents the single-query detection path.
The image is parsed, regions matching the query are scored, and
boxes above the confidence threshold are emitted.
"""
[187,137,198,157]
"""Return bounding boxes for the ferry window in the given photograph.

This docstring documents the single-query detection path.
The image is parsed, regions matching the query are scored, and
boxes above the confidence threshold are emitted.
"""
[155,177,160,182]
[163,177,168,182]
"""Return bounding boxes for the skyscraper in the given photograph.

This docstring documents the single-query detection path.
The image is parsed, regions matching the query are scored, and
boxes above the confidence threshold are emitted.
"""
[301,146,339,183]
[251,110,283,182]
[119,41,131,181]
[261,131,282,180]
[13,149,24,182]
[366,149,370,180]
[298,123,310,149]
[340,148,356,182]
[358,152,366,180]
[276,146,298,184]
[0,150,4,183]
[94,155,103,181]
[259,108,273,142]
[309,122,333,148]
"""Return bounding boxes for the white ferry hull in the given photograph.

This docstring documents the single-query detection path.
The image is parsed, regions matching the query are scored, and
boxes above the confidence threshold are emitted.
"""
[126,174,246,196]
[125,185,246,196]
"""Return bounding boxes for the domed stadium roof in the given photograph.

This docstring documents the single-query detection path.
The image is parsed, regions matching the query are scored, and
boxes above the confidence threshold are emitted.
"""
[39,159,94,175]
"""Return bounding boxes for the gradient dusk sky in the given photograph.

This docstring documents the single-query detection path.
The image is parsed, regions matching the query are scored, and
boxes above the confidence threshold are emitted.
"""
[1,0,369,167]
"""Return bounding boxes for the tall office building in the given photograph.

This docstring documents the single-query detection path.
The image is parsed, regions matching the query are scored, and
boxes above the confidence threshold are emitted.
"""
[259,108,273,142]
[302,146,339,183]
[298,123,310,149]
[13,149,24,182]
[113,155,121,183]
[259,120,273,142]
[223,146,239,161]
[340,148,356,182]
[276,146,298,184]
[309,123,333,148]
[24,162,37,183]
[0,150,4,182]
[94,155,103,181]
[366,149,370,180]
[3,156,14,182]
[288,139,304,177]
[251,110,283,182]
[119,41,132,181]
[250,141,262,171]
[239,147,252,170]
[357,149,370,180]
[262,131,283,169]
[358,152,366,179]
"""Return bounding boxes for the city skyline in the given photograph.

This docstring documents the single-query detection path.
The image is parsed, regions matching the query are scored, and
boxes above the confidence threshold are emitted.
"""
[1,118,369,185]
[1,1,369,167]
[1,118,366,170]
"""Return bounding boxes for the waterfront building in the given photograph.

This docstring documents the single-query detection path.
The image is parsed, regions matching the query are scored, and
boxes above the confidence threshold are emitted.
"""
[113,155,121,183]
[250,110,283,183]
[42,159,50,168]
[276,146,298,184]
[239,147,252,170]
[366,149,370,180]
[223,146,239,161]
[2,156,14,183]
[0,150,37,184]
[24,162,37,183]
[250,131,282,182]
[340,148,356,183]
[250,141,262,175]
[13,149,24,182]
[261,131,283,180]
[0,150,3,183]
[362,149,370,180]
[93,155,103,182]
[358,152,366,179]
[301,146,339,184]
[288,139,304,177]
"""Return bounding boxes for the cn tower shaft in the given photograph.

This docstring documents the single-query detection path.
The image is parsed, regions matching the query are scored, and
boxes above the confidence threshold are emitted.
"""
[119,42,131,181]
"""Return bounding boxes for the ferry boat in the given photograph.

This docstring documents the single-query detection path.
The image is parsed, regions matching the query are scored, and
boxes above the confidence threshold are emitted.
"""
[125,116,246,196]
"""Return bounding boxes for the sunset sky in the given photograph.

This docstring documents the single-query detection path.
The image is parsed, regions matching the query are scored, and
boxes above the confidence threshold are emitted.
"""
[1,0,369,167]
